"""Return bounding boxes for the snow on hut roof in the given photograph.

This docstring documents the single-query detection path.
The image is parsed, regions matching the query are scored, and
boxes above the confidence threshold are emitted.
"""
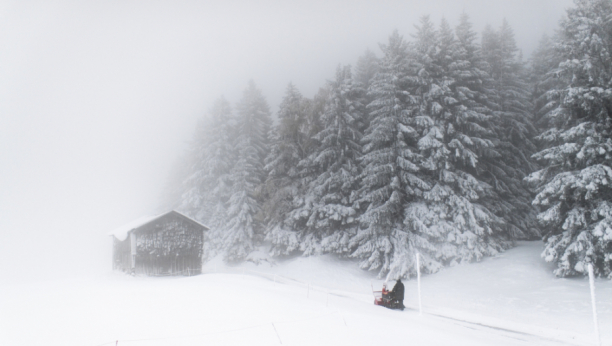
[108,211,209,241]
[170,210,210,230]
[109,215,159,241]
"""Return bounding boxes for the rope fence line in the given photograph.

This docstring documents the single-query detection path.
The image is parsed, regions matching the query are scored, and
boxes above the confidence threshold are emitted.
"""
[124,265,355,306]
[202,266,359,298]
[101,265,602,346]
[201,266,381,314]
[200,266,606,346]
[205,266,360,311]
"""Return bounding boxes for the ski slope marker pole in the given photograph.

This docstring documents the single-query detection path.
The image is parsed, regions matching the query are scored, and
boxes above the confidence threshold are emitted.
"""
[416,252,422,315]
[587,264,601,346]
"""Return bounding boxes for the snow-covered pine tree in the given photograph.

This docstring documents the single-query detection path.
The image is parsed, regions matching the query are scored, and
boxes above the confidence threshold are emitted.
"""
[526,0,612,278]
[223,81,272,261]
[178,97,235,260]
[354,49,379,105]
[291,65,365,256]
[398,16,510,279]
[354,49,379,140]
[263,83,314,256]
[301,87,328,159]
[480,19,540,239]
[531,34,565,127]
[352,30,430,276]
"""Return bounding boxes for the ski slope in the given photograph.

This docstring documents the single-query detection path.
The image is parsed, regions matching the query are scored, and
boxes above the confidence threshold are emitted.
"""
[0,241,610,346]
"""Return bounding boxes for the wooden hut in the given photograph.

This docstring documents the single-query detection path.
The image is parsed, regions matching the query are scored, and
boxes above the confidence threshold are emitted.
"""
[109,210,209,276]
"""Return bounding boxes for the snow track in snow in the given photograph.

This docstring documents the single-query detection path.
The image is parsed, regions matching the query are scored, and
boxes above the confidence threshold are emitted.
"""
[425,312,580,346]
[1,241,610,346]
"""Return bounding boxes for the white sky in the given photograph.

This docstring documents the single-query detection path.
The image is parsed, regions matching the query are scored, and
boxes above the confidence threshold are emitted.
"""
[0,0,573,282]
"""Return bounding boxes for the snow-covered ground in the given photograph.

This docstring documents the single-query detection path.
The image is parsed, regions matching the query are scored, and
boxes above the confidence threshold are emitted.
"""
[1,241,610,346]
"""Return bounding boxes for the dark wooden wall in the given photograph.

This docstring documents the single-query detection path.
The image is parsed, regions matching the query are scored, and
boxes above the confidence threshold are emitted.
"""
[113,235,132,273]
[112,213,204,276]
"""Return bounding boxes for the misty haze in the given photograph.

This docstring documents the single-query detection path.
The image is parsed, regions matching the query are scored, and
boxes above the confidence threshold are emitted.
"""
[1,0,611,345]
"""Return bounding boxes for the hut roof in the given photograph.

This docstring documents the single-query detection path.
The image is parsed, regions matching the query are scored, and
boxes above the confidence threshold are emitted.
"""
[109,210,209,241]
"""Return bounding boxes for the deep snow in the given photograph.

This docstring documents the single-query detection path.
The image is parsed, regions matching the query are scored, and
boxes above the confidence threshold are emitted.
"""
[0,241,609,346]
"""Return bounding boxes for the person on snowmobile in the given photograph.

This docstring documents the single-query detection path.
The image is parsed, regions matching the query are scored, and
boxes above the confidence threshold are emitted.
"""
[391,278,404,309]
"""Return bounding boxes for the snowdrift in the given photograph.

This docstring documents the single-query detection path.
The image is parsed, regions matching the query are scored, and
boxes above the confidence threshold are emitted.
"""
[0,241,609,346]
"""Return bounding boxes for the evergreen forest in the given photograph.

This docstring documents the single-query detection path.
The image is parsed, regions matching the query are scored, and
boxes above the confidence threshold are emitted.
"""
[163,0,612,279]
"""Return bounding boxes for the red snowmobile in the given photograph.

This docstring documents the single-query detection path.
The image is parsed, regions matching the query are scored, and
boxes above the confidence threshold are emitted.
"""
[373,284,404,311]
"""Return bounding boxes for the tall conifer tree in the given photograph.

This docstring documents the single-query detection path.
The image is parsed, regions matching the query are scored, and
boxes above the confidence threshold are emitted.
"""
[355,49,380,102]
[353,31,429,276]
[224,81,272,261]
[531,34,564,127]
[526,0,612,277]
[481,19,540,239]
[264,84,313,255]
[291,65,365,255]
[179,97,235,259]
[400,16,509,278]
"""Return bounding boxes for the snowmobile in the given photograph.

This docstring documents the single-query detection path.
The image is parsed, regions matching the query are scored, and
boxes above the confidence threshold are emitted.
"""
[373,283,404,311]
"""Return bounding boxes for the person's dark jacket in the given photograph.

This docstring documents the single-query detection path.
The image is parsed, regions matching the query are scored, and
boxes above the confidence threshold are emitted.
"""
[391,280,404,301]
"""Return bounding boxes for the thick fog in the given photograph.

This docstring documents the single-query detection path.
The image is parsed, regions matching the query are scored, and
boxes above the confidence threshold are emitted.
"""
[0,0,572,282]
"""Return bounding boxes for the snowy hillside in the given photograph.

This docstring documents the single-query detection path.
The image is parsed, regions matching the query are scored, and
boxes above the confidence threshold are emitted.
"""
[1,241,609,346]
